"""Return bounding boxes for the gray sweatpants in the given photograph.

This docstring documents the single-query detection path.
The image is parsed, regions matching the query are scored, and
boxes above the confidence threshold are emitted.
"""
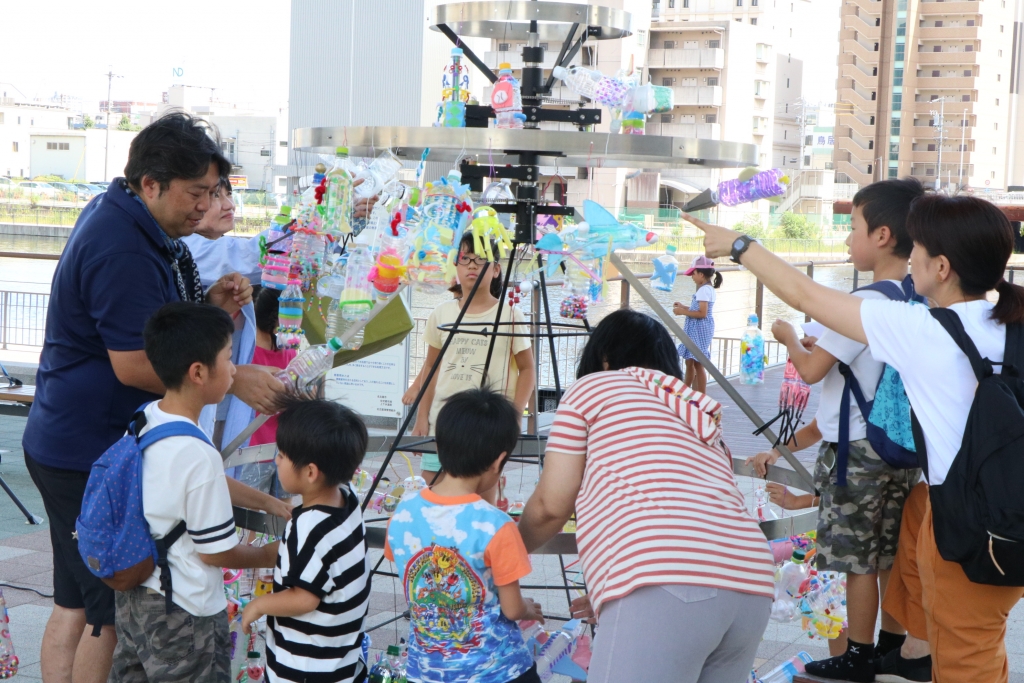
[588,584,771,683]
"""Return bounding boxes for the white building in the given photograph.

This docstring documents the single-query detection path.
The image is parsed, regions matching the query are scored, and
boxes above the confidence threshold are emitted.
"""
[28,129,135,182]
[0,94,77,179]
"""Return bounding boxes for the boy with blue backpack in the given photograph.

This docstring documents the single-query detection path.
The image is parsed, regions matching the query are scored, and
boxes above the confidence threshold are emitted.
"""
[82,303,279,682]
[748,177,928,682]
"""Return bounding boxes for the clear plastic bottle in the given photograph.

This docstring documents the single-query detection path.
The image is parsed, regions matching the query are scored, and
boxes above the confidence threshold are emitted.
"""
[367,652,394,683]
[245,651,265,683]
[276,339,343,388]
[758,652,813,683]
[275,279,305,350]
[740,313,765,385]
[551,65,629,107]
[324,147,354,238]
[651,244,679,292]
[386,644,405,683]
[0,588,18,680]
[776,549,810,600]
[326,247,374,350]
[491,63,525,129]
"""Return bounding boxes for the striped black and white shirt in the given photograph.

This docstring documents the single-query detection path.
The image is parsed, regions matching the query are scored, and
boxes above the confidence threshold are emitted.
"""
[266,489,370,683]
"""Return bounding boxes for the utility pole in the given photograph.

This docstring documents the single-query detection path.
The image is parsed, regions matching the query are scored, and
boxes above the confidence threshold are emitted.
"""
[929,96,952,192]
[103,70,121,182]
[959,108,967,190]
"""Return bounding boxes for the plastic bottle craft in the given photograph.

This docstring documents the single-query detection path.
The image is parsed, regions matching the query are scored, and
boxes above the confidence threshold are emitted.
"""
[492,63,525,129]
[324,147,354,238]
[651,244,679,291]
[246,651,266,683]
[770,548,811,622]
[521,619,591,682]
[682,167,791,212]
[275,279,305,350]
[406,171,473,293]
[0,588,18,679]
[799,571,848,640]
[754,358,811,447]
[755,652,813,683]
[740,314,765,385]
[438,48,470,128]
[552,65,673,119]
[330,246,375,351]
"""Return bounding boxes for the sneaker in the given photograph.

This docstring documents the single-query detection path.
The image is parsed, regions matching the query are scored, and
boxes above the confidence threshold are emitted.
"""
[804,646,875,683]
[874,649,932,683]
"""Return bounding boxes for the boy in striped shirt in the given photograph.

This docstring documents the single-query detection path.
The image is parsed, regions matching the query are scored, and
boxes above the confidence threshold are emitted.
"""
[242,399,371,683]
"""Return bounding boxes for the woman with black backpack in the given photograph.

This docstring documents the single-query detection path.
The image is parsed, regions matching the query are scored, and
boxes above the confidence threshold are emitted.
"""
[686,193,1024,683]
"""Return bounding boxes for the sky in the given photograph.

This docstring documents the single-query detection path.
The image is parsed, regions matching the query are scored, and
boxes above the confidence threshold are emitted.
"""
[0,1,291,111]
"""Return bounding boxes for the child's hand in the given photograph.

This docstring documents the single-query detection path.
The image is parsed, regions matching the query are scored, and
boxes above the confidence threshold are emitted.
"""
[800,336,819,350]
[402,383,421,406]
[771,319,798,345]
[522,598,545,624]
[672,302,687,316]
[410,419,429,437]
[767,482,814,510]
[262,540,280,567]
[241,599,263,635]
[266,498,293,521]
[745,449,780,477]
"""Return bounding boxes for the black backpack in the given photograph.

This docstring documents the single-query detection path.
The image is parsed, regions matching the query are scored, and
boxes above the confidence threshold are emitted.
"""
[912,308,1024,586]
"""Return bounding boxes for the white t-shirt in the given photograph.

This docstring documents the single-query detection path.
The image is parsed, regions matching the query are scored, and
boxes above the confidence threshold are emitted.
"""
[861,299,1006,485]
[695,284,717,304]
[139,402,240,616]
[814,285,896,443]
[423,300,531,430]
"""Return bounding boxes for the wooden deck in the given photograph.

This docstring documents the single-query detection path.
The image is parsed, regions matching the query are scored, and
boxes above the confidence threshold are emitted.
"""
[706,364,822,476]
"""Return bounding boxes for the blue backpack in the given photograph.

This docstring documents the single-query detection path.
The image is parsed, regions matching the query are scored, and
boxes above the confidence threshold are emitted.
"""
[76,405,214,614]
[836,276,925,485]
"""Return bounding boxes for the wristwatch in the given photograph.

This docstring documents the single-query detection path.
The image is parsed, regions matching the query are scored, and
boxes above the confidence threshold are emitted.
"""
[730,235,756,264]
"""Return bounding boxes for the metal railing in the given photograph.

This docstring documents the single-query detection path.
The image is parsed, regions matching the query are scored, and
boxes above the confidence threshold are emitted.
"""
[0,290,49,349]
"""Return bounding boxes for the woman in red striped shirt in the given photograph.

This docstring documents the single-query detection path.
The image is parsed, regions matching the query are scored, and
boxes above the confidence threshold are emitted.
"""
[519,310,775,683]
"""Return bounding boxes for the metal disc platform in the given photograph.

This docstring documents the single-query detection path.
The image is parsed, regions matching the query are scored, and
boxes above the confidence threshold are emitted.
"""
[291,126,759,169]
[432,1,633,41]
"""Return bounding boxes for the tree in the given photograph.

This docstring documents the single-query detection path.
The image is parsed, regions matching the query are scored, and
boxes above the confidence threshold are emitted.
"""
[732,214,768,239]
[777,212,820,239]
[83,114,95,129]
[117,115,141,132]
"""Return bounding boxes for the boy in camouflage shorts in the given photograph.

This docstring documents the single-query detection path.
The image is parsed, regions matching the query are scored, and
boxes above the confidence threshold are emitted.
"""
[749,178,926,683]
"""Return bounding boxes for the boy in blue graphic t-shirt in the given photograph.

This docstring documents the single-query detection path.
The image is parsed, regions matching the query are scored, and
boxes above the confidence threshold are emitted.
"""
[385,388,543,683]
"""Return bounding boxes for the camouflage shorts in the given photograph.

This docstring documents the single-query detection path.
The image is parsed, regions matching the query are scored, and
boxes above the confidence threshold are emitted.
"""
[108,586,230,683]
[813,440,921,574]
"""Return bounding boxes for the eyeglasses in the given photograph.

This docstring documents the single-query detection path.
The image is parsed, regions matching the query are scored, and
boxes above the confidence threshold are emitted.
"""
[456,254,488,267]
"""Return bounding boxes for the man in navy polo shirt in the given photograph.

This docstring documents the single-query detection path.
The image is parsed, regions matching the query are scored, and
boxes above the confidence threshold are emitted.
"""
[21,112,284,683]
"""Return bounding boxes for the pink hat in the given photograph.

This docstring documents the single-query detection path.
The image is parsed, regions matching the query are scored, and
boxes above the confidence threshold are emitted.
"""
[683,255,716,275]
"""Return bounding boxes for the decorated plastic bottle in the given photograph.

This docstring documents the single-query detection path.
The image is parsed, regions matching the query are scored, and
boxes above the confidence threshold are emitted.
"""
[491,63,525,129]
[740,314,765,385]
[328,247,374,351]
[276,279,305,350]
[717,169,789,206]
[368,651,394,683]
[261,254,291,290]
[441,48,468,128]
[246,651,265,683]
[552,65,629,107]
[317,254,348,300]
[535,620,585,681]
[758,652,813,683]
[276,338,343,387]
[0,588,17,680]
[777,549,811,600]
[651,244,679,291]
[324,147,354,238]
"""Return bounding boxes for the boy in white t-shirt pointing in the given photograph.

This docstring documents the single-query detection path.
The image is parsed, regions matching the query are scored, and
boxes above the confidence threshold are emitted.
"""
[748,178,927,683]
[108,303,279,682]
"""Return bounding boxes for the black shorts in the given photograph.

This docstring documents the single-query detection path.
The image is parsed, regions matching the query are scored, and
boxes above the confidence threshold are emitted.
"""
[25,453,115,627]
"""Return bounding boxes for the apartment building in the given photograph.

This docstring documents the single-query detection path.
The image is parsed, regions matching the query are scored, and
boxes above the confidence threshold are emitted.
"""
[835,0,1019,189]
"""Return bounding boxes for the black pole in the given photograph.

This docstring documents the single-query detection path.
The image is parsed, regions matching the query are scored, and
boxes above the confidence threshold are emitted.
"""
[537,259,562,397]
[361,267,488,510]
[543,22,579,93]
[479,248,519,390]
[436,23,498,84]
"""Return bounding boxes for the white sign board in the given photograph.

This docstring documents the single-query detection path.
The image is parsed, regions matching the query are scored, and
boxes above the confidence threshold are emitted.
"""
[326,338,408,427]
